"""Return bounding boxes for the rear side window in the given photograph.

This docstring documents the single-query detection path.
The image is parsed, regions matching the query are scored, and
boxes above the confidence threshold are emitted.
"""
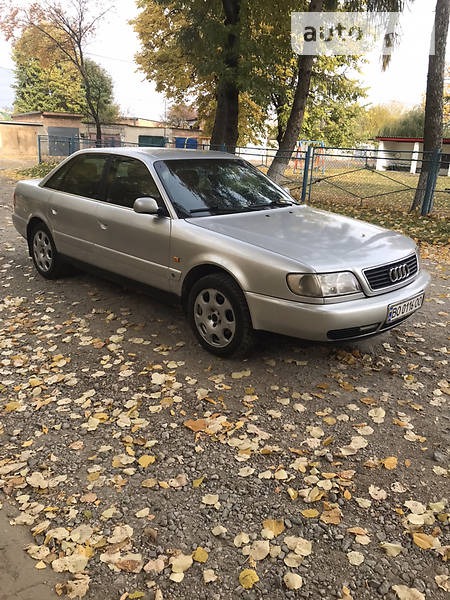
[44,154,108,200]
[106,156,161,209]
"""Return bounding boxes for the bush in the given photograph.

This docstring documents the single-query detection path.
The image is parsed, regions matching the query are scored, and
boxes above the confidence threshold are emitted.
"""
[17,160,60,179]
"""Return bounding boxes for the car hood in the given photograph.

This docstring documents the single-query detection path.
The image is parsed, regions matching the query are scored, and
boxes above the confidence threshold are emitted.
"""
[187,205,416,271]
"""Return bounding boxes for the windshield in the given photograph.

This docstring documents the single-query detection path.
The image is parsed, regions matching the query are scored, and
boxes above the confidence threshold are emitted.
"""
[153,158,295,218]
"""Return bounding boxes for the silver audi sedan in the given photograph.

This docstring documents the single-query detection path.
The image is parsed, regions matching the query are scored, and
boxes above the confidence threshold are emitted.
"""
[12,147,430,356]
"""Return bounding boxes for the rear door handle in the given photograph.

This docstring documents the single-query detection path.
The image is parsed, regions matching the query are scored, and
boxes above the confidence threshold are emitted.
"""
[51,208,57,215]
[98,221,108,230]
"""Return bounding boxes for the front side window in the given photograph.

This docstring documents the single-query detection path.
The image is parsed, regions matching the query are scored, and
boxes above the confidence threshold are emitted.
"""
[106,156,161,209]
[44,154,108,200]
[154,158,293,218]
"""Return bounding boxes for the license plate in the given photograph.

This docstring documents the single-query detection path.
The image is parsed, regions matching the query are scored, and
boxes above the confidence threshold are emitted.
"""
[386,293,424,323]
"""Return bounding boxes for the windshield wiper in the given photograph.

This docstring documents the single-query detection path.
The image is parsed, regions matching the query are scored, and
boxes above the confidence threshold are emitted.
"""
[189,206,246,214]
[189,200,294,215]
[248,200,293,210]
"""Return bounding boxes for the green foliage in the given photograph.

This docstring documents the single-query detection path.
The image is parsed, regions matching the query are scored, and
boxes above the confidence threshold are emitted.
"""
[379,106,425,137]
[12,26,86,114]
[133,1,367,146]
[11,25,119,124]
[83,60,119,123]
[274,56,368,146]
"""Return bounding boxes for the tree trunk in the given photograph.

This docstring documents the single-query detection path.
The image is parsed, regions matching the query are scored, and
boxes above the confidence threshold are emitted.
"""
[267,0,324,183]
[410,0,449,212]
[210,0,240,153]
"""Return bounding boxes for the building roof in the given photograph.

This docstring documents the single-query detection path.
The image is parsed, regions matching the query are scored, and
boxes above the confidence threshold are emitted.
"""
[12,111,84,120]
[376,136,450,144]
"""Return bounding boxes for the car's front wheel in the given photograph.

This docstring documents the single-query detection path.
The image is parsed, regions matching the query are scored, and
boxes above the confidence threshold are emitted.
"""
[29,223,64,279]
[188,273,254,357]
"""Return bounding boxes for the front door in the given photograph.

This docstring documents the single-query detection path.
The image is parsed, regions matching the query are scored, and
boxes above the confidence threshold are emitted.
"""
[94,156,172,291]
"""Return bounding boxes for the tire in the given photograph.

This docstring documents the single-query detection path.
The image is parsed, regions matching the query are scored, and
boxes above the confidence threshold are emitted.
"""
[188,273,254,357]
[28,223,64,279]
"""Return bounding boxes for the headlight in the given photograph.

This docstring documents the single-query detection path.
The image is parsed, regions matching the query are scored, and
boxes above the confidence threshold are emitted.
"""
[287,272,361,298]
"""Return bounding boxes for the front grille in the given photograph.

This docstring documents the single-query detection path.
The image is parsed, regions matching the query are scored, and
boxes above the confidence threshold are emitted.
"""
[363,254,418,291]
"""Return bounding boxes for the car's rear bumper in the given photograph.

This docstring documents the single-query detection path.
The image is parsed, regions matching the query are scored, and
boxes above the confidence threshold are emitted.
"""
[245,270,431,341]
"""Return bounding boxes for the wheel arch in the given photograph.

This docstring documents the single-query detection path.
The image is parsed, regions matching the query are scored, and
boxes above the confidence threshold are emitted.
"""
[26,217,49,255]
[181,264,245,313]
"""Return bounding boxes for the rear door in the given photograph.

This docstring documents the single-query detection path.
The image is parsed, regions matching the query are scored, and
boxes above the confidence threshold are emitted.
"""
[94,155,172,291]
[43,153,108,263]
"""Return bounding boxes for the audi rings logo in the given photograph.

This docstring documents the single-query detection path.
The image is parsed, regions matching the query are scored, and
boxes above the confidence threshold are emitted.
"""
[389,263,410,283]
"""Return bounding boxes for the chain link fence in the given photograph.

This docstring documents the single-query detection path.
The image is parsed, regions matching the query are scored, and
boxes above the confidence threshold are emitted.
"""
[304,147,450,216]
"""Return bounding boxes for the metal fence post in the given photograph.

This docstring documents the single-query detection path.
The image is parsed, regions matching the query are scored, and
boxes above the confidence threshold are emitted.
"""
[421,148,441,216]
[301,146,313,203]
[37,135,42,164]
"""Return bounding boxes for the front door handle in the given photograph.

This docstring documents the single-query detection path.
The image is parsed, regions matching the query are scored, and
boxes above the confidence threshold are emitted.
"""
[51,208,57,215]
[98,221,108,230]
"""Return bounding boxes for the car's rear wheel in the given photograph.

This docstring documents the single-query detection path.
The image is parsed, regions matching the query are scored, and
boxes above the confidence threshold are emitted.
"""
[29,223,64,279]
[188,273,254,357]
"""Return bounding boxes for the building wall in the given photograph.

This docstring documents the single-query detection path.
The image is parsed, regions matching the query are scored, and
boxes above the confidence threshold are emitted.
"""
[0,122,43,159]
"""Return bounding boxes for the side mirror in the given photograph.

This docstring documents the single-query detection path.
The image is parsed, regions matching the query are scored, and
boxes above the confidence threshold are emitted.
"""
[133,197,162,215]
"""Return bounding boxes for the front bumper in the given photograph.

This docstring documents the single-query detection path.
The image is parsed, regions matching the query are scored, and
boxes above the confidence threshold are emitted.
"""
[245,270,431,341]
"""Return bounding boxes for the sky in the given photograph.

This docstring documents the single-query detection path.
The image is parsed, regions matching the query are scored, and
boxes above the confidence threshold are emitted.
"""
[0,0,448,119]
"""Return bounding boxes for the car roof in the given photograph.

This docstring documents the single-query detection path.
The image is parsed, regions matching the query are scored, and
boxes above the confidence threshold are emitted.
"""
[73,147,236,162]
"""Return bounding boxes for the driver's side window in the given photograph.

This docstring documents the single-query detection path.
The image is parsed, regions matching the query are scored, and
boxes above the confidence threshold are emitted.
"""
[106,157,161,209]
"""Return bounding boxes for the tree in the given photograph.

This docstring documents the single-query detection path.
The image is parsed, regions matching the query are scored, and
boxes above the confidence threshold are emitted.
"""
[12,25,86,114]
[271,56,367,148]
[82,59,119,125]
[165,102,198,129]
[378,105,425,137]
[410,0,450,212]
[267,0,410,182]
[266,0,325,181]
[354,102,406,141]
[0,0,111,142]
[133,0,360,150]
[133,0,248,152]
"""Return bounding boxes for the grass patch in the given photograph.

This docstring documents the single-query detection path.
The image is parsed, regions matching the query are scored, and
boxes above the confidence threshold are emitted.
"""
[16,160,60,179]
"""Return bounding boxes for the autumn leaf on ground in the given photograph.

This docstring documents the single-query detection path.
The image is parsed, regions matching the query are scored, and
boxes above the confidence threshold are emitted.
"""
[55,574,91,599]
[382,456,398,470]
[204,569,218,583]
[301,508,320,518]
[284,572,303,590]
[183,418,208,432]
[369,485,387,500]
[202,494,219,507]
[234,532,250,547]
[380,542,403,557]
[192,547,208,563]
[262,518,285,538]
[435,575,450,592]
[169,553,193,573]
[249,540,270,561]
[138,454,156,468]
[392,584,425,600]
[412,532,439,550]
[239,568,259,589]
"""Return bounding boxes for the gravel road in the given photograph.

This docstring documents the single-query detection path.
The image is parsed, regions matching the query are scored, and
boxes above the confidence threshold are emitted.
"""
[0,175,449,600]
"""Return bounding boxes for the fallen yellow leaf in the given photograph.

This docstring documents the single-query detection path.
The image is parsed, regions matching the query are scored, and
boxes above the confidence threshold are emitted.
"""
[138,455,156,468]
[239,569,259,589]
[262,519,285,537]
[301,509,319,518]
[382,456,398,470]
[192,547,209,563]
[412,532,436,550]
